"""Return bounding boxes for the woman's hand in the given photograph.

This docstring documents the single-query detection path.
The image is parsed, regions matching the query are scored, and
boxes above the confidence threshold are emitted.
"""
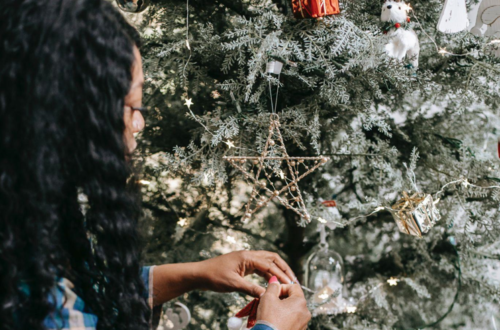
[152,250,296,305]
[196,250,297,298]
[257,278,311,330]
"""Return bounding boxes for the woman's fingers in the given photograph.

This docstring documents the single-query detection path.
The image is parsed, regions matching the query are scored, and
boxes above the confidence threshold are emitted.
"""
[262,276,281,299]
[270,254,297,283]
[255,270,273,281]
[237,279,266,298]
[253,258,292,284]
[250,251,295,284]
[279,283,305,299]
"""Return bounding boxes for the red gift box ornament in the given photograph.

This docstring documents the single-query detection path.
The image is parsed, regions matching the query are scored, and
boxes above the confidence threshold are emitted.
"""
[292,0,341,19]
[321,200,337,208]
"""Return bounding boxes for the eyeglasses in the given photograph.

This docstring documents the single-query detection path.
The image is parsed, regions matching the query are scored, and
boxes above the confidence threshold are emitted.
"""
[131,106,150,113]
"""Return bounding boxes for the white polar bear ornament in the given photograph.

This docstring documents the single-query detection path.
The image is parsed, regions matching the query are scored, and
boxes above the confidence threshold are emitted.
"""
[470,0,500,37]
[381,0,420,68]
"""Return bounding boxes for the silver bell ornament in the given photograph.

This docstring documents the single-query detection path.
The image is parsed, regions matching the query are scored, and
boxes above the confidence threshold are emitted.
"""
[116,0,150,13]
[304,225,345,315]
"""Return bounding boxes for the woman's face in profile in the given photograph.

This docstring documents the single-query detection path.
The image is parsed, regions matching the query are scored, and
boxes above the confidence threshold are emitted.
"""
[123,46,145,154]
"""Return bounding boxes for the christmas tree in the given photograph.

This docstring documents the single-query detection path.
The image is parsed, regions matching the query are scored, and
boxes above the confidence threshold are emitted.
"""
[120,0,500,328]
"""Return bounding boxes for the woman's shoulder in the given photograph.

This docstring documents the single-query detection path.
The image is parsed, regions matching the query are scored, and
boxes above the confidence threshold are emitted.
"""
[43,278,98,330]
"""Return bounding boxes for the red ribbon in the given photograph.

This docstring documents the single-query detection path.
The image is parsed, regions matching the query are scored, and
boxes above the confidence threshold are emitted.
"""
[235,298,260,328]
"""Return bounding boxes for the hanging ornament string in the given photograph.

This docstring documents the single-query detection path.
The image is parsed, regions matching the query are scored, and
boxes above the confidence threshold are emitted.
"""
[267,61,283,114]
[183,0,204,134]
[404,162,420,193]
[183,0,191,79]
[319,223,328,247]
[272,76,280,114]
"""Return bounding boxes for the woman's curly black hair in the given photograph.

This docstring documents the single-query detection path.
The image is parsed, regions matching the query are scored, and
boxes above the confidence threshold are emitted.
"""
[0,0,150,329]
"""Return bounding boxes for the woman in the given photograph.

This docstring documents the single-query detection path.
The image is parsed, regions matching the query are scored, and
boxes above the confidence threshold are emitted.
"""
[0,1,311,330]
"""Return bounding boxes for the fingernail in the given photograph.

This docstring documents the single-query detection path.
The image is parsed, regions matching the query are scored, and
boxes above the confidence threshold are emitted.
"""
[294,277,300,284]
[268,276,278,284]
[133,120,140,131]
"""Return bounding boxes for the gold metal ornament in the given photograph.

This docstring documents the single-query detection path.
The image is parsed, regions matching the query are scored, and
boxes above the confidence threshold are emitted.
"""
[224,114,329,223]
[389,192,441,238]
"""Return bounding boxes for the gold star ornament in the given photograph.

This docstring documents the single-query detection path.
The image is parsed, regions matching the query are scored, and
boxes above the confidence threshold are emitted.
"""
[224,114,329,223]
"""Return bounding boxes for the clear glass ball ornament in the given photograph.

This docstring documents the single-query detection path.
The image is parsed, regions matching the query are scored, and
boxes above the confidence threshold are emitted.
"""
[116,0,150,13]
[304,244,344,306]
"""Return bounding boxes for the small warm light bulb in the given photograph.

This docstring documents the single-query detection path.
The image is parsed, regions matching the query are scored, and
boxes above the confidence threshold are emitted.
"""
[346,306,357,314]
[184,98,193,109]
[177,218,188,227]
[438,48,449,56]
[489,39,500,44]
[278,170,285,179]
[226,236,236,244]
[318,217,327,224]
[318,293,329,300]
[139,180,151,185]
[387,277,399,286]
[225,140,235,149]
[318,289,330,300]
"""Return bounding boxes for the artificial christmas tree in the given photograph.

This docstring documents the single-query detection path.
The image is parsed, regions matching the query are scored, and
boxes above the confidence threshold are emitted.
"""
[128,0,500,328]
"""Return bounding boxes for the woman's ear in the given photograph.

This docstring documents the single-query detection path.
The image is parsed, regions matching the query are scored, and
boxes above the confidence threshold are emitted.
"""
[132,110,145,133]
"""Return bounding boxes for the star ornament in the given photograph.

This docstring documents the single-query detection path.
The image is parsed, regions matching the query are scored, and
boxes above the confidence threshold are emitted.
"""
[184,98,193,109]
[224,114,329,223]
[387,277,399,286]
[225,140,236,149]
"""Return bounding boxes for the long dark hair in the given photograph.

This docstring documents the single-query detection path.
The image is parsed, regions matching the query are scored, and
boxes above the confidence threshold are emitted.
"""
[0,0,150,329]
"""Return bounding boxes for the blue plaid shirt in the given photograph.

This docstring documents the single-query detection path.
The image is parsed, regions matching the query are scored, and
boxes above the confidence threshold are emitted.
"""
[41,266,156,330]
[40,266,275,330]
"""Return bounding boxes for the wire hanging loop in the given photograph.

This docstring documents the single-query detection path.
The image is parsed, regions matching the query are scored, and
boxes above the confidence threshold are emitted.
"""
[403,162,420,193]
[319,224,329,249]
[268,79,277,114]
[266,60,283,114]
